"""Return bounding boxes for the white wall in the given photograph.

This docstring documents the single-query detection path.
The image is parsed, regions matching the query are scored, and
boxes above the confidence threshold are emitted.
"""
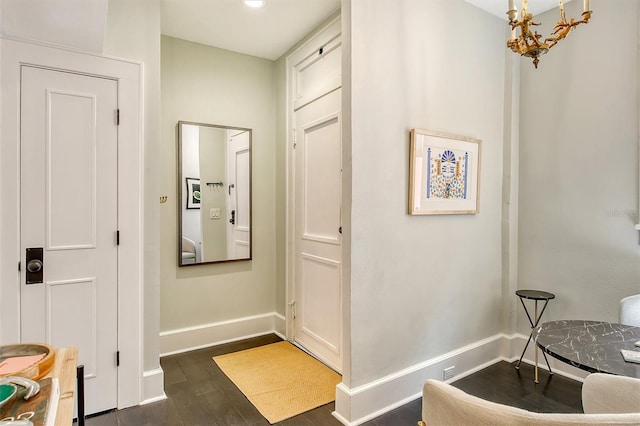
[160,36,277,351]
[347,0,506,388]
[518,0,640,330]
[335,3,509,420]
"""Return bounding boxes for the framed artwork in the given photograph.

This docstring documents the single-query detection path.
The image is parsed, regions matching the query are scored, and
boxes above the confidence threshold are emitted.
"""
[409,129,481,215]
[186,177,201,209]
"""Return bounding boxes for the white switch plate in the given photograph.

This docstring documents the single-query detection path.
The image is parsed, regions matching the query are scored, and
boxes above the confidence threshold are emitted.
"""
[210,208,221,219]
[443,366,455,380]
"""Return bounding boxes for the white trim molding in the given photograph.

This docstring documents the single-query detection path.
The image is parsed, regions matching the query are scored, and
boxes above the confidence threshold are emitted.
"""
[159,312,286,356]
[142,368,167,405]
[333,333,589,426]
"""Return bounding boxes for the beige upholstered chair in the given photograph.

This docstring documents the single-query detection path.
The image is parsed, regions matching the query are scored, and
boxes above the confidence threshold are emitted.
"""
[620,294,640,327]
[420,373,640,425]
[181,236,197,264]
[582,373,640,414]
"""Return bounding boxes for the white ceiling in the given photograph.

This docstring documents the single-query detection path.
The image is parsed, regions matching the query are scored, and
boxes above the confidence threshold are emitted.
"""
[160,0,569,60]
[465,0,573,20]
[161,0,340,61]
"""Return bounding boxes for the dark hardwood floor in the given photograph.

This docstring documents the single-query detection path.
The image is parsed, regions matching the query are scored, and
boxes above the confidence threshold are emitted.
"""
[80,334,582,425]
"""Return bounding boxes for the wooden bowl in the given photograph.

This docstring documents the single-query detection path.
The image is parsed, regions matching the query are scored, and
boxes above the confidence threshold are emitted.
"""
[0,343,55,380]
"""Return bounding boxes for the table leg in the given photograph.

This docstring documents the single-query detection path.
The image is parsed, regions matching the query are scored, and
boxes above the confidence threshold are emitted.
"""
[515,330,533,370]
[534,338,539,382]
[534,301,539,383]
[533,300,553,376]
[541,349,553,375]
[77,364,85,426]
[515,297,534,370]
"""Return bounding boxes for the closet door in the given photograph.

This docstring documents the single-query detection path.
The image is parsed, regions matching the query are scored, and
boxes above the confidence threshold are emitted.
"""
[20,65,119,415]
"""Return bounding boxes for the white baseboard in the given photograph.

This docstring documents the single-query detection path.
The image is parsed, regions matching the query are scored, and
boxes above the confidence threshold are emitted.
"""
[334,334,507,425]
[274,312,286,337]
[159,312,286,356]
[333,332,589,426]
[140,367,166,405]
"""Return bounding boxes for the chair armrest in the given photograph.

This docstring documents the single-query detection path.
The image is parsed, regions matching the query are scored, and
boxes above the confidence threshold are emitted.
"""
[582,373,640,414]
[619,294,640,326]
[422,379,640,425]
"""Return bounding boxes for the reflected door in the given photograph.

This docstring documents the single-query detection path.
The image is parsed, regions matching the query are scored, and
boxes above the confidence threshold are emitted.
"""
[20,66,118,415]
[226,130,251,259]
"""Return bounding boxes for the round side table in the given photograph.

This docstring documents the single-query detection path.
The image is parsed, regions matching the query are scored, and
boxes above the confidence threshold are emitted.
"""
[515,289,555,383]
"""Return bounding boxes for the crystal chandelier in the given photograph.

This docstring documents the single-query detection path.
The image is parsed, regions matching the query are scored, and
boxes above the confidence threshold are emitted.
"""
[507,0,592,68]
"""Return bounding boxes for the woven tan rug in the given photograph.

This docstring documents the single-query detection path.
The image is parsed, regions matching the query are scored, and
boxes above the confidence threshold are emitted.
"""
[213,341,341,424]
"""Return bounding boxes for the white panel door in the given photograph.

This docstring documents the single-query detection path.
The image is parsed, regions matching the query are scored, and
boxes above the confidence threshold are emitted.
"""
[20,66,118,415]
[294,88,342,372]
[227,130,251,259]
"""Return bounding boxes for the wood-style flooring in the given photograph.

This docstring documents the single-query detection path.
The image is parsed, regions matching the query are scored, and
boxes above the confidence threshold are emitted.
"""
[79,334,582,425]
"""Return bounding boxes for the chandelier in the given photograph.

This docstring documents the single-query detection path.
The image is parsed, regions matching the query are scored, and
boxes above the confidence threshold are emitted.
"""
[507,0,592,68]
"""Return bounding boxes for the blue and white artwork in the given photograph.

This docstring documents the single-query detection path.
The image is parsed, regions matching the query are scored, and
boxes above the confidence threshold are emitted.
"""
[409,129,480,215]
[426,148,469,200]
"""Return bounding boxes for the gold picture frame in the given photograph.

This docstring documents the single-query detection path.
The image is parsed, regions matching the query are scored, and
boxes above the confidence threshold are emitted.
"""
[409,129,481,215]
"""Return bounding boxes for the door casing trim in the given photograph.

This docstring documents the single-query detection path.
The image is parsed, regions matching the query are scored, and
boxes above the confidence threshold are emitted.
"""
[284,15,342,360]
[0,37,144,409]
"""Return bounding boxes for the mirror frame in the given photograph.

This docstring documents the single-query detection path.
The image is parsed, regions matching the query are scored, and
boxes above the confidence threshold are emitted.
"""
[177,120,252,266]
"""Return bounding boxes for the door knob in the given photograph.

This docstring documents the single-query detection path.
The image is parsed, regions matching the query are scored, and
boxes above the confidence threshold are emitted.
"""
[27,259,43,273]
[25,247,43,284]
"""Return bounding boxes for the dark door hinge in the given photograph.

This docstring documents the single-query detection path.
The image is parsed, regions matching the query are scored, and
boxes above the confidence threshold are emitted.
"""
[18,261,21,271]
[116,351,120,367]
[116,109,120,126]
[116,230,120,245]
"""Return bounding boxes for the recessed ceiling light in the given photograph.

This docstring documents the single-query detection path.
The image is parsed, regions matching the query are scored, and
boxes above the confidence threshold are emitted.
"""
[244,0,265,7]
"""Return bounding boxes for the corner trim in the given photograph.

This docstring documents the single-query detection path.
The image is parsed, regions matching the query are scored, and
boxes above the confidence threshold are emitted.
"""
[141,368,166,405]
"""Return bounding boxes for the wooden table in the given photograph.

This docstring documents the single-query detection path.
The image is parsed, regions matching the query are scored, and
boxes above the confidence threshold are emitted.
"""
[45,346,78,425]
[533,320,640,378]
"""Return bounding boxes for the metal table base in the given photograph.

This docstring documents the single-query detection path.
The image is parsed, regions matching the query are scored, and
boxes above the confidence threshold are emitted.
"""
[515,289,556,383]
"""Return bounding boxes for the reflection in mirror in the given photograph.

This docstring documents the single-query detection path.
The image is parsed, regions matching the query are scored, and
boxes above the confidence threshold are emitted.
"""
[178,121,251,266]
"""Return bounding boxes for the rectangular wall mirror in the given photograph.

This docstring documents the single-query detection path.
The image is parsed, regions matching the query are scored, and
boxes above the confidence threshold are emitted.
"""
[178,121,252,266]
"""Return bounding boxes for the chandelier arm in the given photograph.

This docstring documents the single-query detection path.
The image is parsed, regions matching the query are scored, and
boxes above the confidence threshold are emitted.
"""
[506,3,593,68]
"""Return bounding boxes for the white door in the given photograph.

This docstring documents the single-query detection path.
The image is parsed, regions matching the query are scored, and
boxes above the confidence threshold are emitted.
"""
[226,130,251,259]
[288,18,342,373]
[293,87,342,372]
[20,66,119,415]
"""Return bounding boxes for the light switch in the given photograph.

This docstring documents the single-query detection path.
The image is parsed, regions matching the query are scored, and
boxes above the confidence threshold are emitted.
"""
[210,208,221,219]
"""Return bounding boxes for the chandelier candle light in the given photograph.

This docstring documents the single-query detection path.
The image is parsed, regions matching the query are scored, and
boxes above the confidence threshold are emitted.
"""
[507,0,592,68]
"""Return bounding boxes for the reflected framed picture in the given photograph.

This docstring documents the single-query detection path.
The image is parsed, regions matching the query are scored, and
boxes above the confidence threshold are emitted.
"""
[186,177,201,209]
[409,129,481,215]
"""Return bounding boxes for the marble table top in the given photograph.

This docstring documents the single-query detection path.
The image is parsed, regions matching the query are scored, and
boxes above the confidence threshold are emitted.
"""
[533,320,640,378]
